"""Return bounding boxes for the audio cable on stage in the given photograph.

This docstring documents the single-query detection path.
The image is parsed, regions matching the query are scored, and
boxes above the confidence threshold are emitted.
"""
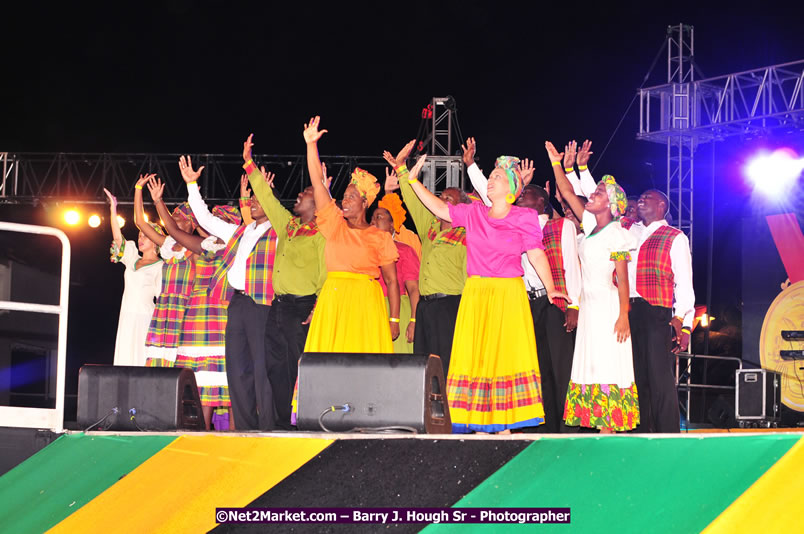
[317,404,418,434]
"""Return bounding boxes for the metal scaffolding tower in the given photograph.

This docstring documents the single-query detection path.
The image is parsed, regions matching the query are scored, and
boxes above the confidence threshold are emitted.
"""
[414,96,466,193]
[638,24,804,248]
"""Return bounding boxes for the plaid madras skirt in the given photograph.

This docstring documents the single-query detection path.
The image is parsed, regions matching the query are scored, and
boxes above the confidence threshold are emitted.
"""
[144,293,189,364]
[174,292,230,407]
[447,276,545,433]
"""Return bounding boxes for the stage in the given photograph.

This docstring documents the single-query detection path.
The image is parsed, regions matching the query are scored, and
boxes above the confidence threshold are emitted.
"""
[0,429,802,533]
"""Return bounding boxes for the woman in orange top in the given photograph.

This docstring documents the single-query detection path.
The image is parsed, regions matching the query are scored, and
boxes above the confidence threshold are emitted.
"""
[302,115,401,352]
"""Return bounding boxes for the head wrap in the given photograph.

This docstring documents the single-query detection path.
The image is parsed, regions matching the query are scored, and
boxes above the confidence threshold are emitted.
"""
[172,202,197,229]
[148,221,166,236]
[495,156,523,202]
[376,193,406,233]
[212,204,243,225]
[600,175,628,219]
[349,168,381,207]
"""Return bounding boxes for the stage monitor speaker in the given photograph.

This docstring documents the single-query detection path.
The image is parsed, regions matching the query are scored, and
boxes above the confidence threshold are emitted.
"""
[77,365,204,431]
[296,353,451,434]
[735,368,781,425]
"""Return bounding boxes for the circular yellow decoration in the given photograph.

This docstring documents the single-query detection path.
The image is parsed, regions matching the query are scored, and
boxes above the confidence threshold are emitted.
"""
[759,280,804,412]
[505,193,516,204]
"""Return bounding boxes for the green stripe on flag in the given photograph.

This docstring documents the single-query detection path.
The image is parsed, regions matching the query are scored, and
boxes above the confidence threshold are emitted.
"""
[0,433,176,533]
[425,434,799,533]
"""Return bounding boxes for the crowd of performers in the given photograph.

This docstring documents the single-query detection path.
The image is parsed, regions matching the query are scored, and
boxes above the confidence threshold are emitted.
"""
[103,116,695,434]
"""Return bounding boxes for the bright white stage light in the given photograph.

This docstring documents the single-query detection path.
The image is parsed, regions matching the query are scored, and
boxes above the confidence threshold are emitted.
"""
[745,148,804,198]
[116,215,126,228]
[88,214,101,228]
[63,209,81,226]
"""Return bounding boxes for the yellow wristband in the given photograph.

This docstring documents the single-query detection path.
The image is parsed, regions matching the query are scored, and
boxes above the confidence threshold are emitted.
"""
[551,161,560,166]
[408,178,418,184]
[578,165,588,171]
[409,318,416,323]
[245,159,253,166]
[134,185,143,190]
[564,168,574,173]
[681,327,691,334]
[389,317,400,323]
[188,181,197,186]
[567,305,579,310]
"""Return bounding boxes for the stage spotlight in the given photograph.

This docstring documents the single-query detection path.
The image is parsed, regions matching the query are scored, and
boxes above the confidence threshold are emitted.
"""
[116,215,126,228]
[745,148,804,198]
[88,214,101,228]
[63,210,81,226]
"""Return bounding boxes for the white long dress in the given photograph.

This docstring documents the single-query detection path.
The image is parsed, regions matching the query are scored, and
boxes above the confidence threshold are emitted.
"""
[113,240,162,366]
[564,218,639,431]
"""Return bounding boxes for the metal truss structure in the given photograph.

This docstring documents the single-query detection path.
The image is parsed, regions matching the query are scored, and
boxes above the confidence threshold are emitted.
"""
[638,24,804,247]
[414,97,466,193]
[0,152,388,206]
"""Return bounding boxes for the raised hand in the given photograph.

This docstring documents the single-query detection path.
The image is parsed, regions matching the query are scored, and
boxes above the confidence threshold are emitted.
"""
[409,154,428,182]
[545,141,564,163]
[576,140,593,167]
[387,139,416,169]
[135,173,155,190]
[563,140,577,169]
[103,188,118,211]
[178,155,205,184]
[243,133,254,162]
[260,165,275,188]
[461,137,477,168]
[518,158,535,186]
[147,177,165,203]
[321,162,332,190]
[384,167,400,193]
[303,116,328,144]
[240,174,251,198]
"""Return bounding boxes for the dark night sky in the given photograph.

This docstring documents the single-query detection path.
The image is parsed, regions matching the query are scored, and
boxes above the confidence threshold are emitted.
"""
[1,2,803,404]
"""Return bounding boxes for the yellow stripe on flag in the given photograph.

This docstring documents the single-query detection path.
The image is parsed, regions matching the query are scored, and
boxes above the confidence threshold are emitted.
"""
[703,435,804,533]
[49,435,333,533]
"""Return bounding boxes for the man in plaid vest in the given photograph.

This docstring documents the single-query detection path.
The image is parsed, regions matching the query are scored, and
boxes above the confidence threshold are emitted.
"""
[517,185,582,432]
[628,189,695,433]
[181,156,280,431]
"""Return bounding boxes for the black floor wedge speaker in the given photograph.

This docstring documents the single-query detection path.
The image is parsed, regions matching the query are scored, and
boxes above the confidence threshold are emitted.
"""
[296,352,451,434]
[77,365,204,431]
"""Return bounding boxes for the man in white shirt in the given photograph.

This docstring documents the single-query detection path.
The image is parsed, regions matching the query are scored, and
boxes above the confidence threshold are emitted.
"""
[181,156,280,431]
[464,139,582,432]
[628,189,695,433]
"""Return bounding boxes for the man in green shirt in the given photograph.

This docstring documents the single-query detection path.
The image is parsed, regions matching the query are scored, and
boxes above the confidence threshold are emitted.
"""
[383,141,469,375]
[243,134,326,429]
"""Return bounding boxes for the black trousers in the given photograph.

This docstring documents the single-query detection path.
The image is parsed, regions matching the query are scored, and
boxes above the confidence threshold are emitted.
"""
[225,292,277,431]
[267,294,316,430]
[629,298,680,433]
[413,295,461,376]
[528,296,578,433]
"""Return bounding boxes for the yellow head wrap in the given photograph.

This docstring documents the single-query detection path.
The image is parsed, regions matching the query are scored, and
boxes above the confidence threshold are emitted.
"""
[350,168,381,207]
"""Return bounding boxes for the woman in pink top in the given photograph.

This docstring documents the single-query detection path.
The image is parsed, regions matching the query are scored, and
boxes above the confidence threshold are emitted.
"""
[406,154,567,433]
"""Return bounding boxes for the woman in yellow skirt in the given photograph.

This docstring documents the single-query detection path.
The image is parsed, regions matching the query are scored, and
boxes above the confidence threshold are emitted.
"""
[291,116,400,422]
[405,154,568,433]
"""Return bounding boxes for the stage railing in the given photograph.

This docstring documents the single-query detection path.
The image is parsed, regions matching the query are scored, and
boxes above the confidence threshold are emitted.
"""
[0,222,70,431]
[675,353,743,424]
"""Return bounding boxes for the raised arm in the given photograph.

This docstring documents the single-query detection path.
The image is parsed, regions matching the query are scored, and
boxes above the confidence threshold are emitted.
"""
[546,141,585,222]
[103,188,123,247]
[406,156,451,222]
[462,137,491,207]
[134,173,167,247]
[576,140,597,197]
[302,116,332,210]
[243,135,291,231]
[239,173,254,226]
[180,155,238,242]
[148,177,206,255]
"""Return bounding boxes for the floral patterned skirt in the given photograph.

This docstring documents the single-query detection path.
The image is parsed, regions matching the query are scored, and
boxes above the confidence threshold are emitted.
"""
[564,381,639,431]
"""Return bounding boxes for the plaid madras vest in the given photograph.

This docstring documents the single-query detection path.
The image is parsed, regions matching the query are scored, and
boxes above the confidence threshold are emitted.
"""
[620,217,636,230]
[542,219,568,312]
[427,219,466,246]
[208,224,278,306]
[636,225,681,308]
